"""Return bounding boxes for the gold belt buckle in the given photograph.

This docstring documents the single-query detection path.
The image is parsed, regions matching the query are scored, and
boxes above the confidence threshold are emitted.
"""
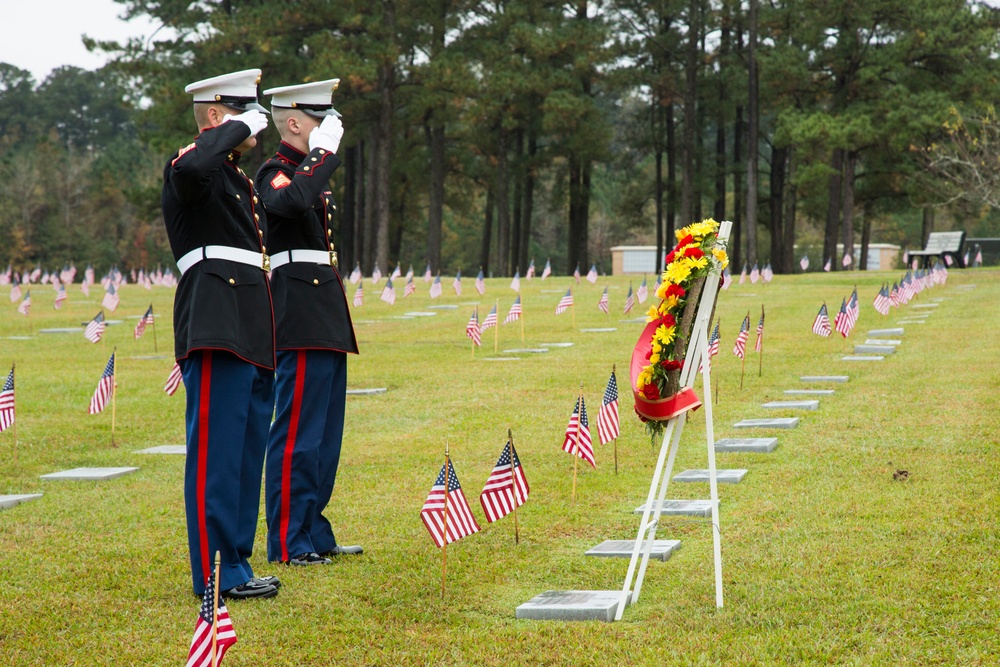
[329,250,338,268]
[262,253,271,272]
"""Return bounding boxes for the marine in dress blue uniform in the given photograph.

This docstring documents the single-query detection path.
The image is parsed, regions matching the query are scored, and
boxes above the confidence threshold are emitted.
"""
[256,79,362,565]
[162,69,280,599]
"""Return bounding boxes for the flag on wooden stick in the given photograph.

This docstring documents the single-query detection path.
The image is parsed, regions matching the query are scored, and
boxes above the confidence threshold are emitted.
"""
[623,283,635,315]
[0,366,14,433]
[479,440,529,524]
[733,315,750,359]
[421,458,481,548]
[54,283,67,310]
[165,363,184,396]
[597,370,620,446]
[561,394,595,468]
[811,304,832,337]
[88,353,116,415]
[503,296,522,325]
[134,305,155,339]
[597,286,609,313]
[186,559,237,667]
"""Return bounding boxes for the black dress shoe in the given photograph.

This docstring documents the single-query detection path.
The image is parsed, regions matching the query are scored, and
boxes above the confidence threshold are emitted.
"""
[318,544,364,557]
[254,575,281,589]
[288,552,332,566]
[220,579,278,600]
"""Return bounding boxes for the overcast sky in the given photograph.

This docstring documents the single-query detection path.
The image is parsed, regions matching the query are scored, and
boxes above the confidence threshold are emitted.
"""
[0,0,161,82]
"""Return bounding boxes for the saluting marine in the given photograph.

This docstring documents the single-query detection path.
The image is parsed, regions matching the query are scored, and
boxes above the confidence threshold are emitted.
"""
[256,79,362,566]
[162,69,280,600]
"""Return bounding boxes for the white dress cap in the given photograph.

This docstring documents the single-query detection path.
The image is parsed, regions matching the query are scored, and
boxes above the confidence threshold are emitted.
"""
[264,79,341,118]
[184,68,267,112]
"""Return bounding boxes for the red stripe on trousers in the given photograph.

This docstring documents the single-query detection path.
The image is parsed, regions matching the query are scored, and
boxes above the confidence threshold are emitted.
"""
[279,351,307,562]
[197,352,213,586]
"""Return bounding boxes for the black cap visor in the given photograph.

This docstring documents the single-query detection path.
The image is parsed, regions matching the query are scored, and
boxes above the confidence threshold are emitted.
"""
[214,95,270,114]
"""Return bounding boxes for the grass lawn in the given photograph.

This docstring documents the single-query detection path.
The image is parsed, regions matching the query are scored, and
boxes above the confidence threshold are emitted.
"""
[0,268,997,666]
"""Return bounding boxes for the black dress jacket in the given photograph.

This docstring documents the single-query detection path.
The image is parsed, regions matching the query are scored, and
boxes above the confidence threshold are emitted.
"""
[162,121,275,369]
[256,141,358,354]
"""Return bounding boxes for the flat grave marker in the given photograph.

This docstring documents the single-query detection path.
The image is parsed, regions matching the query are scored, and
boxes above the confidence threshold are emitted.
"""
[38,328,82,334]
[715,437,778,453]
[426,304,459,310]
[502,348,549,354]
[897,320,925,324]
[762,400,819,411]
[800,375,849,383]
[579,328,617,333]
[539,342,574,348]
[868,328,904,336]
[40,467,138,481]
[346,388,387,396]
[734,417,799,429]
[865,339,901,346]
[135,445,186,455]
[516,590,630,623]
[633,500,714,517]
[842,355,885,361]
[5,336,35,340]
[403,312,437,317]
[911,303,939,309]
[854,345,895,355]
[481,357,521,362]
[0,494,42,510]
[673,469,748,484]
[784,389,834,396]
[585,540,681,562]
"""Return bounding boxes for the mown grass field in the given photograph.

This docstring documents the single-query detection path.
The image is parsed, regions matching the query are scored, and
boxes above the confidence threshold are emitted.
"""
[0,267,997,666]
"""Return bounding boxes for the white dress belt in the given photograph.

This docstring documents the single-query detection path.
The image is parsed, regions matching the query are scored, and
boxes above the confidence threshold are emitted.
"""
[269,249,336,270]
[176,245,269,275]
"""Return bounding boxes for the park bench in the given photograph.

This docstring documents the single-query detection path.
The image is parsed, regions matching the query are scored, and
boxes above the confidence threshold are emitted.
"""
[908,231,966,268]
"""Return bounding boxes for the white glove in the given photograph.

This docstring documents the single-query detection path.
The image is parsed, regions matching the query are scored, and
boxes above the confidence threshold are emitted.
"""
[223,109,268,137]
[309,115,344,153]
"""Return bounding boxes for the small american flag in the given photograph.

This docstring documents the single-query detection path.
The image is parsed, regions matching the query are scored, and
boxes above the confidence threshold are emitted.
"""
[54,283,67,310]
[84,311,106,343]
[88,353,116,415]
[842,251,853,267]
[586,264,598,284]
[352,284,363,307]
[101,284,120,312]
[824,257,832,272]
[475,269,486,295]
[975,247,983,266]
[429,274,442,298]
[0,366,14,433]
[509,271,520,293]
[452,270,462,296]
[721,267,732,290]
[812,303,832,337]
[846,289,859,329]
[561,395,595,468]
[348,263,362,284]
[480,304,498,332]
[555,288,574,315]
[11,276,23,302]
[636,277,648,304]
[739,264,747,284]
[420,458,481,548]
[733,315,750,359]
[963,250,970,266]
[873,284,891,315]
[761,263,774,283]
[708,320,721,357]
[833,298,852,337]
[889,282,900,307]
[16,290,31,316]
[597,286,609,313]
[754,307,765,353]
[165,362,183,396]
[465,309,481,346]
[81,281,90,297]
[380,277,396,305]
[479,441,529,523]
[525,259,535,279]
[404,277,416,297]
[371,264,382,285]
[597,371,620,445]
[391,263,402,279]
[405,265,414,281]
[186,566,237,667]
[623,284,635,314]
[503,296,521,325]
[800,255,809,271]
[423,263,433,282]
[573,263,581,283]
[749,263,760,284]
[541,259,552,280]
[134,305,155,339]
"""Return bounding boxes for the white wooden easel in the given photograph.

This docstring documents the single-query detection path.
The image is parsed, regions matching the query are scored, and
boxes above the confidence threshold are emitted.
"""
[616,220,731,620]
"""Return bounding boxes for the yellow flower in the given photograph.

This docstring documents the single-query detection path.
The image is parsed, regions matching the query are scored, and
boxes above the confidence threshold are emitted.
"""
[663,295,681,311]
[655,280,671,300]
[652,340,662,354]
[712,247,729,269]
[645,305,660,323]
[635,366,654,390]
[664,261,692,284]
[649,353,661,365]
[655,324,676,346]
[685,256,709,271]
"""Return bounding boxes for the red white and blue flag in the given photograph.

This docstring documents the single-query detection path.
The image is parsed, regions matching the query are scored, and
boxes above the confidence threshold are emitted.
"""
[503,296,522,325]
[733,315,750,359]
[421,458,481,548]
[134,305,155,339]
[833,298,852,337]
[429,274,442,298]
[812,304,832,337]
[165,363,183,396]
[452,270,462,296]
[525,259,535,279]
[101,284,120,312]
[424,263,433,282]
[597,286,609,314]
[541,259,552,280]
[479,441,530,524]
[749,263,760,284]
[16,290,31,316]
[562,395,595,468]
[509,270,520,293]
[597,370,620,446]
[480,304,498,332]
[475,269,486,295]
[0,366,14,433]
[754,307,765,353]
[186,564,237,667]
[88,353,116,415]
[466,309,481,346]
[352,284,363,307]
[573,263,581,283]
[84,311,106,343]
[636,276,648,304]
[380,277,396,305]
[54,282,67,310]
[586,264,598,284]
[404,276,416,297]
[348,263,362,284]
[371,264,383,285]
[873,284,891,316]
[555,288,574,315]
[623,284,635,315]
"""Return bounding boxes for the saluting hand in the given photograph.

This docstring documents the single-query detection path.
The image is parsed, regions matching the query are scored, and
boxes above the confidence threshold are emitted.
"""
[308,116,344,154]
[224,109,269,137]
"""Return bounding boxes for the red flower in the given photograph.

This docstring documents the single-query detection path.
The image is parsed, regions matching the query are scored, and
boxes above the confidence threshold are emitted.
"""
[660,359,683,371]
[660,313,676,328]
[684,247,705,259]
[634,407,649,423]
[645,349,653,361]
[675,235,694,250]
[664,284,686,299]
[665,251,676,264]
[642,382,660,400]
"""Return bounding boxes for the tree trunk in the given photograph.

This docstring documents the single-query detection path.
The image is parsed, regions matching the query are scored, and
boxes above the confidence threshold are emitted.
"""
[666,103,677,270]
[681,0,699,225]
[782,147,797,272]
[341,143,357,272]
[567,154,590,272]
[363,136,376,272]
[655,105,664,274]
[823,148,843,271]
[733,104,743,271]
[860,208,871,271]
[921,207,934,248]
[480,188,494,274]
[842,150,855,270]
[511,129,524,274]
[374,55,394,272]
[519,131,537,272]
[495,127,510,276]
[426,120,445,273]
[769,145,786,272]
[715,13,729,224]
[745,0,759,267]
